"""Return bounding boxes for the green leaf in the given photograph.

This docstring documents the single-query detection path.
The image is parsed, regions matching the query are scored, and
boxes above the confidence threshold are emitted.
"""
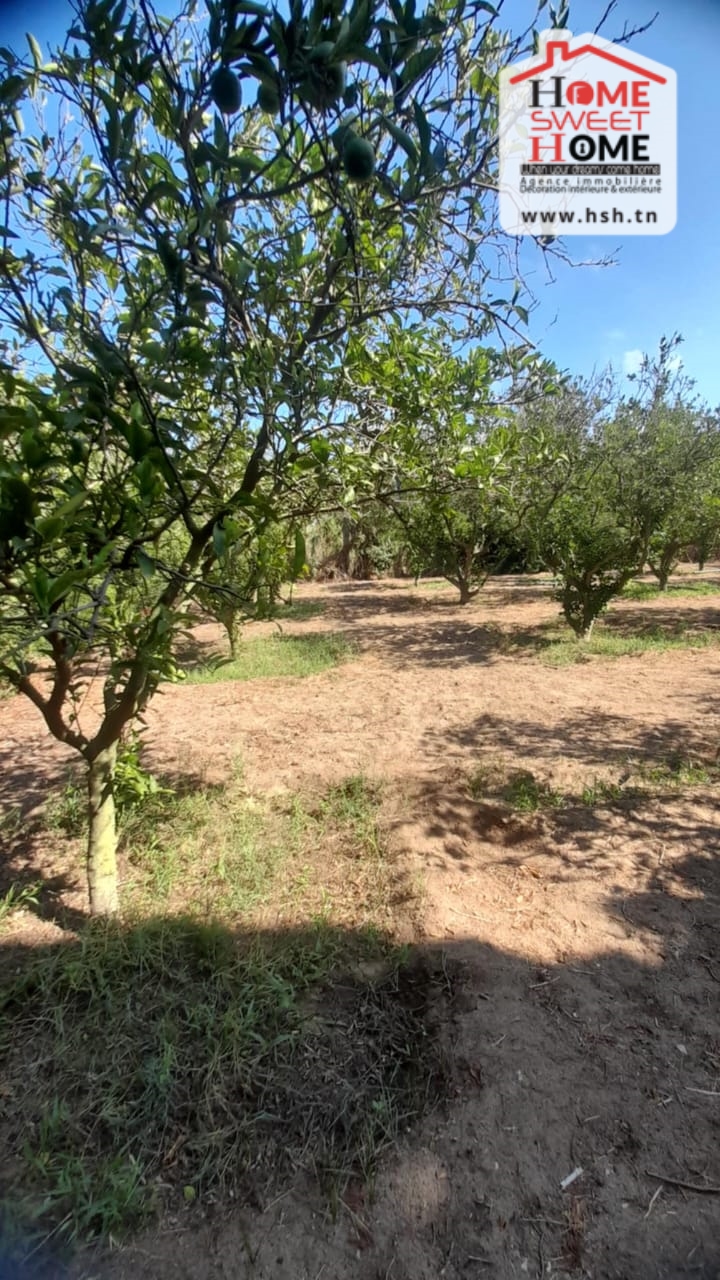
[136,549,156,579]
[348,44,390,77]
[0,75,26,105]
[309,438,331,464]
[126,420,152,461]
[213,522,226,558]
[61,361,105,390]
[146,153,178,182]
[234,1,269,15]
[413,101,432,172]
[399,44,438,89]
[26,33,42,69]
[25,566,50,609]
[138,180,185,214]
[53,490,88,520]
[106,109,122,161]
[292,528,306,577]
[34,514,64,542]
[332,0,371,58]
[382,115,418,166]
[47,568,84,608]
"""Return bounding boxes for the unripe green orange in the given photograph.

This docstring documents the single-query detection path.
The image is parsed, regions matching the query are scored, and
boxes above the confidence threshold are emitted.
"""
[342,134,375,182]
[257,82,281,114]
[211,67,242,115]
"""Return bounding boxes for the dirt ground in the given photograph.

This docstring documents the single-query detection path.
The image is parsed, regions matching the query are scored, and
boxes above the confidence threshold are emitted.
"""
[2,572,720,1279]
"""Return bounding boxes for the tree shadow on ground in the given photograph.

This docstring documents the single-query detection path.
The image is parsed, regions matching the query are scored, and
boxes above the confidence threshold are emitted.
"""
[0,905,718,1280]
[344,618,518,666]
[0,734,79,818]
[425,707,719,773]
[319,588,720,667]
[603,603,720,636]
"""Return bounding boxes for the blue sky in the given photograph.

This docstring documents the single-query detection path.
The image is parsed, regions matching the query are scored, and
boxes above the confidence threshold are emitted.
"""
[1,0,718,403]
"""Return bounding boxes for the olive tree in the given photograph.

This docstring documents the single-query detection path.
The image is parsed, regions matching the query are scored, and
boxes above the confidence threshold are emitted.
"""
[0,0,559,913]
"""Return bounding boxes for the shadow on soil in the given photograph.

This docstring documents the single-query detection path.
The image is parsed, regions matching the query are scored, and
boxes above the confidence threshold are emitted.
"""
[427,707,720,774]
[0,884,718,1280]
[313,584,720,668]
[604,603,720,635]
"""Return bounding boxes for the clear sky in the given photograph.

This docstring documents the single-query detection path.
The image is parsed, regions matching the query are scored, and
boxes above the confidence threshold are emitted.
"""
[1,0,718,403]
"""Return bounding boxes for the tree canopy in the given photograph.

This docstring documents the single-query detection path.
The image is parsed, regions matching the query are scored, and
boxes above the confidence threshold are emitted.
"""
[0,0,549,913]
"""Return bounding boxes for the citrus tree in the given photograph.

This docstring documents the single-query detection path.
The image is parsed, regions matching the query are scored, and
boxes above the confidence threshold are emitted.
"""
[0,0,554,913]
[520,379,648,639]
[607,338,720,590]
[339,325,562,601]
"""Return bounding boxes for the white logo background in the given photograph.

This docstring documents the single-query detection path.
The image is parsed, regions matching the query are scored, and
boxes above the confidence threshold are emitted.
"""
[499,30,677,236]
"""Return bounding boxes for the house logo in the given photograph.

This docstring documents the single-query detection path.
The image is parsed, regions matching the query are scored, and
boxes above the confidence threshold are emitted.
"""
[499,30,676,236]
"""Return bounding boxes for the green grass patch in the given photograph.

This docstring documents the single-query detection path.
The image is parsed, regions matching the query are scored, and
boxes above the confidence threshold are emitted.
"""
[120,772,394,930]
[631,755,718,788]
[183,633,351,683]
[499,772,564,812]
[468,758,715,818]
[579,778,626,806]
[317,776,383,851]
[0,918,447,1253]
[122,786,288,915]
[43,775,87,835]
[269,598,326,622]
[622,578,720,601]
[539,623,720,666]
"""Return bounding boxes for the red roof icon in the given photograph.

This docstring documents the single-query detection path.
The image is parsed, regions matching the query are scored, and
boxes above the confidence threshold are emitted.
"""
[509,38,667,85]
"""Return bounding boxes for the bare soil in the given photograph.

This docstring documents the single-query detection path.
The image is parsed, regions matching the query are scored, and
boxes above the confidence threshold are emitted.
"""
[2,572,720,1279]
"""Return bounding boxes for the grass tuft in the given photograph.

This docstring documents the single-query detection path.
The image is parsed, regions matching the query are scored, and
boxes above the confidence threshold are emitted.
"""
[469,763,564,812]
[579,779,625,807]
[183,633,351,683]
[0,880,42,928]
[631,755,718,787]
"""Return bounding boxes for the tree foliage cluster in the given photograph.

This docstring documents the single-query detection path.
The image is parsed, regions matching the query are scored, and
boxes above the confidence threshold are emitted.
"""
[302,334,720,639]
[0,0,538,912]
[0,0,715,918]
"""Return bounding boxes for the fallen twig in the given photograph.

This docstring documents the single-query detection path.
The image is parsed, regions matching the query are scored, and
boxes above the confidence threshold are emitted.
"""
[644,1184,663,1219]
[646,1170,720,1195]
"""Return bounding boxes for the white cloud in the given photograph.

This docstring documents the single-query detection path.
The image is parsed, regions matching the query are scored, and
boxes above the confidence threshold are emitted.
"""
[606,328,626,341]
[623,349,644,376]
[621,349,683,378]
